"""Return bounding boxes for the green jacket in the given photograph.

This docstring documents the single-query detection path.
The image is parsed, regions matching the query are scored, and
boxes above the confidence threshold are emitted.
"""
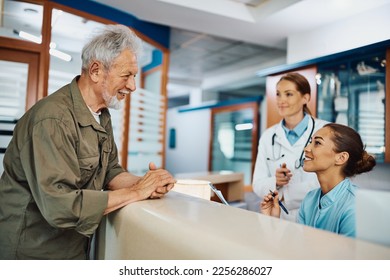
[0,76,125,259]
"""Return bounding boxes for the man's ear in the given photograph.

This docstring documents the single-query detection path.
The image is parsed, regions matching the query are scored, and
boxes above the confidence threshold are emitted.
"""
[89,61,101,83]
[335,151,349,166]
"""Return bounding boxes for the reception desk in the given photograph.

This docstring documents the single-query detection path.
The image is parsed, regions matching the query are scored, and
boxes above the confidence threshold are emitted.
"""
[96,192,390,260]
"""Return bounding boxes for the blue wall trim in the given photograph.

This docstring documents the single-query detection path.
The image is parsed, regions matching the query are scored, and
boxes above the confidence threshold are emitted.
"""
[256,39,390,77]
[142,49,163,72]
[178,96,262,113]
[51,0,170,49]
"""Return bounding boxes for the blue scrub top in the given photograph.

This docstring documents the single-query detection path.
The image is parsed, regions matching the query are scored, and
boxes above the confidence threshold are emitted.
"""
[297,178,356,237]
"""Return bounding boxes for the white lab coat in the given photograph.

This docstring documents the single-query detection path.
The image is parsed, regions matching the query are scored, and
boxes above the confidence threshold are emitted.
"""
[252,117,328,222]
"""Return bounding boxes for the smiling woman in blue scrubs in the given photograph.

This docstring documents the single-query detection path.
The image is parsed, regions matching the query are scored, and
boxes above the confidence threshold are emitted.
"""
[260,123,376,237]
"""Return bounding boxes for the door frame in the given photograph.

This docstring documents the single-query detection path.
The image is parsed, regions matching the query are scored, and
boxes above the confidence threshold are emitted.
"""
[0,48,40,111]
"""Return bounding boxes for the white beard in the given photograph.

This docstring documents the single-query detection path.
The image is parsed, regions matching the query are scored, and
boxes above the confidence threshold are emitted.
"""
[107,95,123,110]
[103,91,123,110]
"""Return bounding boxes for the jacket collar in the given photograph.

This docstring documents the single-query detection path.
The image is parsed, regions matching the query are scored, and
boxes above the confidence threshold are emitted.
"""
[70,76,110,132]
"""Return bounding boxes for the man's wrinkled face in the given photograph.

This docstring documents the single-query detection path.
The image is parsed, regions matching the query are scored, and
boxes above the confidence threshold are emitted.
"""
[102,49,138,110]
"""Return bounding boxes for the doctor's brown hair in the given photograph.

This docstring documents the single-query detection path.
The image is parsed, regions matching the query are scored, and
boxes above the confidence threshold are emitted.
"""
[324,123,376,177]
[278,72,312,115]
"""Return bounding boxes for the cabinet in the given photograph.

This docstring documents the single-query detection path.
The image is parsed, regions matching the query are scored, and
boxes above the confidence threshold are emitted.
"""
[126,87,165,175]
[317,50,386,162]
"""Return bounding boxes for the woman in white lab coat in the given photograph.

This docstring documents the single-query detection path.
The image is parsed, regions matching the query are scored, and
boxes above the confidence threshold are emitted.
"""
[252,72,328,222]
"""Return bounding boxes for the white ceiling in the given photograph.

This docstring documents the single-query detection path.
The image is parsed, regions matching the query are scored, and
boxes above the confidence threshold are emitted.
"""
[4,0,389,101]
[90,0,390,100]
[93,0,390,48]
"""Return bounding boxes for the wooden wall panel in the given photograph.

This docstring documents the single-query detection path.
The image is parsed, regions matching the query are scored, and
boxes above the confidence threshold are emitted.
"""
[266,65,318,128]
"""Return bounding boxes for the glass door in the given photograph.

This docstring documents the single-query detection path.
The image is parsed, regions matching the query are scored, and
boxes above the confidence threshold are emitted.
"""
[210,102,259,185]
[0,48,39,174]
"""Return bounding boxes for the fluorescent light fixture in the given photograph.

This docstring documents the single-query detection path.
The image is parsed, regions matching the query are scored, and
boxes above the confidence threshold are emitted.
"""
[18,31,42,44]
[49,48,72,62]
[235,123,253,131]
[17,30,72,62]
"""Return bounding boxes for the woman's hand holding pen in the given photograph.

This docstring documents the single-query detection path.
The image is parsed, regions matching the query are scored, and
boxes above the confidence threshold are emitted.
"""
[260,190,281,218]
[275,163,291,188]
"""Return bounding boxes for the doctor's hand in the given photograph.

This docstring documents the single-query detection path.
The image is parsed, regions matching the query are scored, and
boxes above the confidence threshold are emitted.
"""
[275,163,292,188]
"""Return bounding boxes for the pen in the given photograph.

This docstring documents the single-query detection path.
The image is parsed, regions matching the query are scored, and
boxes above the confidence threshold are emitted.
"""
[269,189,289,215]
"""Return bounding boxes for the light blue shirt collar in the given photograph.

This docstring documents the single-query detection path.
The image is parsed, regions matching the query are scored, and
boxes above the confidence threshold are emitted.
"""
[282,114,309,145]
[320,178,353,208]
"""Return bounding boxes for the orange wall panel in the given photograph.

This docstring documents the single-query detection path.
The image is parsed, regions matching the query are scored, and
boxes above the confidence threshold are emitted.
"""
[266,66,318,128]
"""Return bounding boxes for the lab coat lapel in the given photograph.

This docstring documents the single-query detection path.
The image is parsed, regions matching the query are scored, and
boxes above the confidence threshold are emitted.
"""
[274,123,295,153]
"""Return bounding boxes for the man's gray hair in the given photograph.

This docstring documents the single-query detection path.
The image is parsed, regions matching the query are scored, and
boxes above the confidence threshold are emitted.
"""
[81,24,143,72]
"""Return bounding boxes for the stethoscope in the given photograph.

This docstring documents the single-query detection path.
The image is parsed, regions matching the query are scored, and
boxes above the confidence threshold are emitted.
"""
[266,116,315,169]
